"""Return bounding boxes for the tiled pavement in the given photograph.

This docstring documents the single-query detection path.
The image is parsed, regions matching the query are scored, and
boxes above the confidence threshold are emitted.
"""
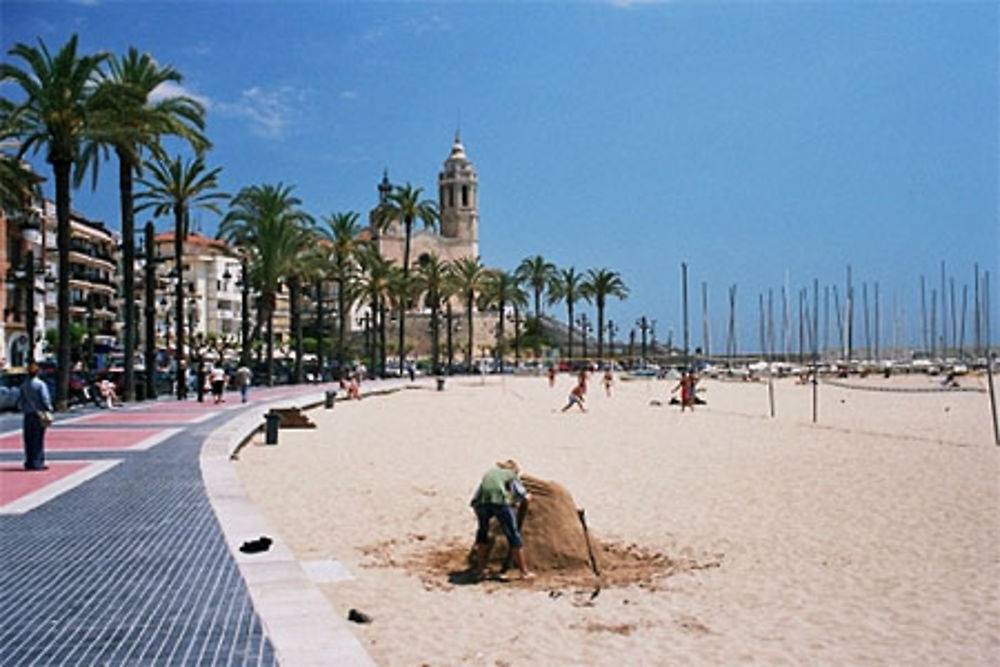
[0,380,405,666]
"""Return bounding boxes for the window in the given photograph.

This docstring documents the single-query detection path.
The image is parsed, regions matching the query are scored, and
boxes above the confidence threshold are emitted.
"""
[462,185,468,207]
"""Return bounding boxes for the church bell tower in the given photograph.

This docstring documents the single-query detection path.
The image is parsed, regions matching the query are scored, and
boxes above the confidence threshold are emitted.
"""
[438,132,478,246]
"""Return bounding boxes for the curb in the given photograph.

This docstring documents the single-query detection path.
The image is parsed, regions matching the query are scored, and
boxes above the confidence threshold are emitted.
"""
[200,379,418,666]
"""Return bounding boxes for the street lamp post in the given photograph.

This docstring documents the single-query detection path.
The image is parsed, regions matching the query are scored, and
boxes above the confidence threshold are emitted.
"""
[606,319,618,365]
[576,314,588,362]
[636,316,651,367]
[144,222,158,400]
[86,292,96,373]
[513,304,521,366]
[16,250,39,365]
[315,279,325,382]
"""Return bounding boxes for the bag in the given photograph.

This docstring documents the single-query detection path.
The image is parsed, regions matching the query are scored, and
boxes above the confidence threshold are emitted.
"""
[38,410,54,427]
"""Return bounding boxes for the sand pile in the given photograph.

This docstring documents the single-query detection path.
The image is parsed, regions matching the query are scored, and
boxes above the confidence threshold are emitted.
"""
[480,475,599,575]
[416,474,701,588]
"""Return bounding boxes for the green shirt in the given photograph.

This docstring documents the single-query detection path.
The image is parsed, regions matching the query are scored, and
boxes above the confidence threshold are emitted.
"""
[471,467,523,507]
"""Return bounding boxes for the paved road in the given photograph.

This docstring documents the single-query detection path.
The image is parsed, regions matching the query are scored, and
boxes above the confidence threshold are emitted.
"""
[0,384,345,666]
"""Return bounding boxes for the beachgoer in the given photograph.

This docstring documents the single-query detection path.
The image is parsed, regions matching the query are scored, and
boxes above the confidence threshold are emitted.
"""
[348,374,361,400]
[210,365,227,404]
[18,361,53,471]
[470,459,533,579]
[547,365,556,387]
[99,377,121,408]
[561,376,588,413]
[234,365,252,403]
[407,360,416,382]
[673,371,697,412]
[602,369,614,397]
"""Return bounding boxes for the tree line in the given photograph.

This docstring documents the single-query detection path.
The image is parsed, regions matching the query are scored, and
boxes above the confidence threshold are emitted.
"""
[1,35,628,410]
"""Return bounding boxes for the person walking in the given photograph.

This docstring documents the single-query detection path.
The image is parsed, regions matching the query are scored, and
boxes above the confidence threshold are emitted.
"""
[18,361,53,471]
[210,364,227,404]
[470,459,534,580]
[234,365,252,404]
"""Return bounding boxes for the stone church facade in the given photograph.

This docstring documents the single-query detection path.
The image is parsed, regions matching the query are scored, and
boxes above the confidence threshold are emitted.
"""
[369,132,479,266]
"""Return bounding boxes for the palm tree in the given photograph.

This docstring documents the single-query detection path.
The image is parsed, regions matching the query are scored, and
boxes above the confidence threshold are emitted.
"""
[449,256,488,368]
[549,267,588,363]
[317,211,364,369]
[298,241,332,382]
[218,183,313,386]
[356,247,395,377]
[0,98,42,214]
[479,269,528,368]
[1,35,110,410]
[374,183,438,373]
[414,253,449,373]
[81,47,208,401]
[516,255,556,319]
[583,268,629,361]
[137,153,227,398]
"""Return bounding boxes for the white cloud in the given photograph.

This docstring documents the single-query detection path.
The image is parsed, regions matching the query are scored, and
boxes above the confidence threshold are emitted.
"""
[340,90,359,101]
[182,44,212,57]
[213,86,311,139]
[68,0,100,6]
[149,80,211,107]
[362,14,449,43]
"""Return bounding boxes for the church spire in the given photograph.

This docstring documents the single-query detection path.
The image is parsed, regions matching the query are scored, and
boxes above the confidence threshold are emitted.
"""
[378,168,392,203]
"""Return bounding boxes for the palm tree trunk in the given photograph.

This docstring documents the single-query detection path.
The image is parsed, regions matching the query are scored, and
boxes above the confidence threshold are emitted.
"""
[266,294,274,387]
[567,302,575,363]
[337,272,347,368]
[315,279,324,382]
[497,298,505,368]
[597,298,605,361]
[379,298,387,376]
[174,206,186,400]
[399,219,411,376]
[118,151,136,402]
[467,294,475,366]
[54,159,72,411]
[291,277,302,384]
[534,287,541,320]
[430,294,439,373]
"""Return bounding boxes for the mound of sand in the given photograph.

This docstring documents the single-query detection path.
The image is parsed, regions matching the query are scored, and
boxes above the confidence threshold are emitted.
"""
[480,475,598,575]
[403,474,718,589]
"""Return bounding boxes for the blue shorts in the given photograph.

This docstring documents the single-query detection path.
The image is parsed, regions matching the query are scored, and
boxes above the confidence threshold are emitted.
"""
[474,503,523,549]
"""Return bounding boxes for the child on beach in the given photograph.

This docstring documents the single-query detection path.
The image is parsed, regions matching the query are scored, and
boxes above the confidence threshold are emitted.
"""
[561,376,588,412]
[602,369,614,397]
[470,459,533,580]
[547,365,557,387]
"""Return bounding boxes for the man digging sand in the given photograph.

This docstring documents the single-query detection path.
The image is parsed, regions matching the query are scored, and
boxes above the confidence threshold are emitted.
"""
[470,459,535,580]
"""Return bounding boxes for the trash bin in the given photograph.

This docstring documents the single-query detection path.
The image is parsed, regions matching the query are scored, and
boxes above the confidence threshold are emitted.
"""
[264,411,281,445]
[325,389,337,409]
[436,377,445,391]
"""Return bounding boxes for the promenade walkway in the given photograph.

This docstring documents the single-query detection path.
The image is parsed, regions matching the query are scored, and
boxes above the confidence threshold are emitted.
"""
[0,380,402,665]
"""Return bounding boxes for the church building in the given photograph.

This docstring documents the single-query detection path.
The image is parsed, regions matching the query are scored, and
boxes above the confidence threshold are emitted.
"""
[368,132,479,266]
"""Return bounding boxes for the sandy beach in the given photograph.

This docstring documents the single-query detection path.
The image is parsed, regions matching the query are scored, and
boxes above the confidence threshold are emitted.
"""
[235,372,999,665]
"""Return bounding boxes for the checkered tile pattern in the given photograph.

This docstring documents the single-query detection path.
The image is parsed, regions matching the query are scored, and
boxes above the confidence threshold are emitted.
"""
[0,402,277,665]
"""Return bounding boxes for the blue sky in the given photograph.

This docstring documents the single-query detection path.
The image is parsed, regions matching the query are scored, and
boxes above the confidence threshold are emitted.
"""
[2,0,997,354]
